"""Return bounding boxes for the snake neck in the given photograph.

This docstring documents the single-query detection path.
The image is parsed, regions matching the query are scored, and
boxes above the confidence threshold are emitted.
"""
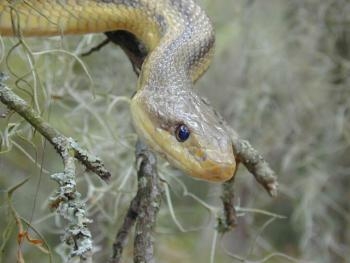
[139,0,215,89]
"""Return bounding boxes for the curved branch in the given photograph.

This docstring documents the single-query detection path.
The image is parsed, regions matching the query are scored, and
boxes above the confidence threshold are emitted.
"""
[0,72,111,181]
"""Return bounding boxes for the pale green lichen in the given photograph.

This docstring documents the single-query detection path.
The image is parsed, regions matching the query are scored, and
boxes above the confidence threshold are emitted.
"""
[1,74,94,260]
[50,163,93,259]
[49,146,93,260]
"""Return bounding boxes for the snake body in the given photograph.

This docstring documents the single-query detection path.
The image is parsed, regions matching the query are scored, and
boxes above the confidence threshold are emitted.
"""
[0,0,236,181]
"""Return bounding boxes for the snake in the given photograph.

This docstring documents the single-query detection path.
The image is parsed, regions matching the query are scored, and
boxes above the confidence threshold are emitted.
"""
[0,0,236,182]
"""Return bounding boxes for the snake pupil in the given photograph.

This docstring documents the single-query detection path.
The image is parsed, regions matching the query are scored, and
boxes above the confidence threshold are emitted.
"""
[175,124,190,142]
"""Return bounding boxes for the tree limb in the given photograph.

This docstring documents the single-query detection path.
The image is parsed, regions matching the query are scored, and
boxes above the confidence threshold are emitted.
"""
[231,135,278,197]
[109,141,162,263]
[109,197,140,263]
[133,141,162,263]
[0,72,111,182]
[0,72,111,261]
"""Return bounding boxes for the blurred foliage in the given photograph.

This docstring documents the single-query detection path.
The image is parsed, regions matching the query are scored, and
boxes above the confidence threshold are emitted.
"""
[1,0,350,262]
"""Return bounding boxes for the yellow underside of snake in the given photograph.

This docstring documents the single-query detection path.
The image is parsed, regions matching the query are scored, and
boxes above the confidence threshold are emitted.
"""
[0,0,236,182]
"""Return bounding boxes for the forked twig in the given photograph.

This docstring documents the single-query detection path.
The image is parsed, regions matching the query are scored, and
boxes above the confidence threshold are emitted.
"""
[0,72,109,260]
[0,73,110,182]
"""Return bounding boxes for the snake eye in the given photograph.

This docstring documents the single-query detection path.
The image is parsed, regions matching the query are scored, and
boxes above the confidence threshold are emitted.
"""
[175,124,190,142]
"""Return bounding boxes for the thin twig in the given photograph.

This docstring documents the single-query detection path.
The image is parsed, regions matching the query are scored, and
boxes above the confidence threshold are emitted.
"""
[109,197,140,263]
[81,38,111,57]
[109,141,162,263]
[0,72,109,261]
[231,135,278,197]
[218,173,238,233]
[218,126,278,235]
[0,72,111,182]
[133,141,162,263]
[49,143,93,261]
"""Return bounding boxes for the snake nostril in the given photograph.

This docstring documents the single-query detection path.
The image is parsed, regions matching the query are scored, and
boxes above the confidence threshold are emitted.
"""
[188,147,207,162]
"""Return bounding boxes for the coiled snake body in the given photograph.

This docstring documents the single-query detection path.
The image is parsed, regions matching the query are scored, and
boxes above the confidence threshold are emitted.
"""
[0,0,236,181]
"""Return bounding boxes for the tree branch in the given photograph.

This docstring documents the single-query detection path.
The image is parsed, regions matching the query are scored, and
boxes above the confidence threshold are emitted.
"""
[0,72,111,182]
[109,141,162,263]
[133,141,162,263]
[0,72,112,260]
[231,135,278,197]
[217,174,238,233]
[109,197,140,263]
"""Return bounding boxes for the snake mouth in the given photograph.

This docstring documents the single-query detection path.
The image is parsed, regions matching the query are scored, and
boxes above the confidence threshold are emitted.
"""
[162,144,236,182]
[181,153,236,182]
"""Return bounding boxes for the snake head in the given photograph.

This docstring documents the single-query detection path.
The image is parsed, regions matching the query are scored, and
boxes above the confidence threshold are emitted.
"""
[130,86,236,182]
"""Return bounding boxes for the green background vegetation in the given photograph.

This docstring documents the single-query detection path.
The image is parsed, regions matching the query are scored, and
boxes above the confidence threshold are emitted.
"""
[0,0,349,262]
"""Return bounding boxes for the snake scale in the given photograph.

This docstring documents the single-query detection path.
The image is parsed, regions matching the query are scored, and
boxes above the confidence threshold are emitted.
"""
[0,0,236,182]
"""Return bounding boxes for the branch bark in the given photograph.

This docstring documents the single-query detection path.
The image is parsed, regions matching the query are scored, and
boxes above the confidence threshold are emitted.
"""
[133,141,162,263]
[0,72,111,182]
[231,135,278,197]
[217,173,238,233]
[109,197,140,263]
[109,141,162,263]
[0,72,111,261]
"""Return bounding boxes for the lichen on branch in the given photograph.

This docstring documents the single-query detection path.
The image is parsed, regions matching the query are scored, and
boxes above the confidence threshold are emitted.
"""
[0,72,112,260]
[0,72,111,182]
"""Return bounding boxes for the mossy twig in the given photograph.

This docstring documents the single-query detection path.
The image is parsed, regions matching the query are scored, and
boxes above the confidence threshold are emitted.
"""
[217,115,278,234]
[217,175,238,233]
[231,135,278,197]
[49,145,93,261]
[109,141,162,263]
[0,72,111,260]
[133,141,162,263]
[0,72,111,182]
